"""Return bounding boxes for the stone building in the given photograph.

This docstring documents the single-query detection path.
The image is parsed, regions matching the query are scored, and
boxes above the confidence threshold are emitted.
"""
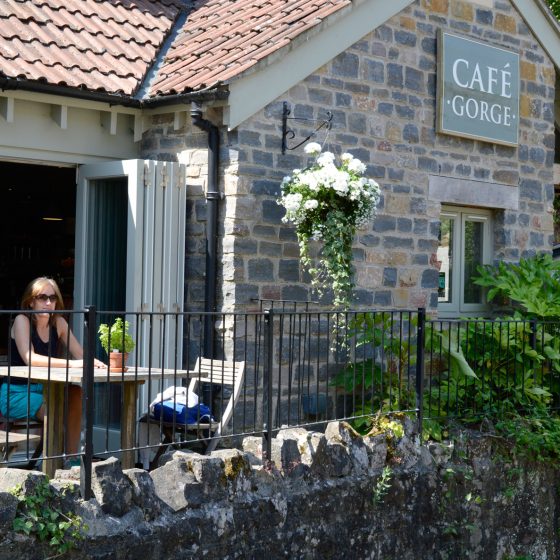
[140,0,560,318]
[0,0,558,327]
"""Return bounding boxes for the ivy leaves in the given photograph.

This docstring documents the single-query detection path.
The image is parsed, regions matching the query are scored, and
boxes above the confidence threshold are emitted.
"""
[11,479,86,557]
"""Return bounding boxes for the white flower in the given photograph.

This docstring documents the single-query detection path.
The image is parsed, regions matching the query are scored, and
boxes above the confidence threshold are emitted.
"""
[304,199,319,210]
[316,151,335,166]
[300,172,319,191]
[304,142,322,155]
[331,170,350,195]
[348,158,366,174]
[341,152,354,163]
[333,180,348,195]
[283,192,303,212]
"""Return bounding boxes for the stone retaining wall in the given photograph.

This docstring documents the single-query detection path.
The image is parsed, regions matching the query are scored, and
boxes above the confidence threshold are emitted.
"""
[0,419,558,559]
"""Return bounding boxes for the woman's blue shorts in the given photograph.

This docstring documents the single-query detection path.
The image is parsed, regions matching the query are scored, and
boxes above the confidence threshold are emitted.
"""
[0,383,43,419]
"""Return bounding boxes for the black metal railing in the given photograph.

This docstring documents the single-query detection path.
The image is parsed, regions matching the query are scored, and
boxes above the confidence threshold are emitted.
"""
[1,307,559,498]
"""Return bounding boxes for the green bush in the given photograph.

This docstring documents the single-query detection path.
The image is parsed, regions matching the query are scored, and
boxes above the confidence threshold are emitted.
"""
[330,257,560,459]
[424,319,558,421]
[474,253,560,319]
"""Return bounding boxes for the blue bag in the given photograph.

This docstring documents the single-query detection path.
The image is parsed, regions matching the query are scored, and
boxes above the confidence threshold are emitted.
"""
[152,399,213,425]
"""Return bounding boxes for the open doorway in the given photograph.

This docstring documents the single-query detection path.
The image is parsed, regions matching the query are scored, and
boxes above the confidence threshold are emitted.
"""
[0,161,76,358]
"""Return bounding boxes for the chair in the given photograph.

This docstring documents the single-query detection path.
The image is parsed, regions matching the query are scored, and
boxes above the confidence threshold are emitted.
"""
[185,357,245,453]
[139,357,245,468]
[0,423,42,467]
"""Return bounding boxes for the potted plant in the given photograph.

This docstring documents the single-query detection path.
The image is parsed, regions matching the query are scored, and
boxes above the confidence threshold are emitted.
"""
[98,318,135,372]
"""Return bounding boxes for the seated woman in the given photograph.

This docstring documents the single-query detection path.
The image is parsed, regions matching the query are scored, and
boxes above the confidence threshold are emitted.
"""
[0,277,105,457]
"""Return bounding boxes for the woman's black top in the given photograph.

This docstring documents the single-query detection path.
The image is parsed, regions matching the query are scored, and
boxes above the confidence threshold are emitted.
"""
[8,322,59,384]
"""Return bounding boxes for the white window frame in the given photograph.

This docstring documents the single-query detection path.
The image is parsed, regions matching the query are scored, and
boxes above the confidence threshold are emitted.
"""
[437,206,493,317]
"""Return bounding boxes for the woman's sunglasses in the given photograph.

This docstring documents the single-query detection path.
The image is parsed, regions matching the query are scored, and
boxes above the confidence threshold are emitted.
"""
[35,294,57,303]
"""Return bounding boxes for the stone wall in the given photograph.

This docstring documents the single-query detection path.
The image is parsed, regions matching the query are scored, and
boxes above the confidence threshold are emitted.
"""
[0,419,558,559]
[139,0,556,313]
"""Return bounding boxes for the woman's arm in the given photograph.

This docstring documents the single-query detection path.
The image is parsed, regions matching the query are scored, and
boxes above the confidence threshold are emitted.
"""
[12,315,105,368]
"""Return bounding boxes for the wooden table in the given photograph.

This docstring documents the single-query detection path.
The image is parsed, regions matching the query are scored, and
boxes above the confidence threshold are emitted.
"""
[0,366,192,476]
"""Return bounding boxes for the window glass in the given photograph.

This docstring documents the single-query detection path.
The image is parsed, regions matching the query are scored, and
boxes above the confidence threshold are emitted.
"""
[437,216,454,303]
[463,220,484,304]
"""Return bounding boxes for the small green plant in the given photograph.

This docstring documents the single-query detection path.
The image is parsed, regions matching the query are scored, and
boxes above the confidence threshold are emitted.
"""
[496,407,560,463]
[98,317,135,354]
[331,312,417,433]
[11,478,86,557]
[372,466,393,504]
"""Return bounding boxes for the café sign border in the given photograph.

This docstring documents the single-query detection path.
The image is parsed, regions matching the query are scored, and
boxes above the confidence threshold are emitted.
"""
[437,31,520,147]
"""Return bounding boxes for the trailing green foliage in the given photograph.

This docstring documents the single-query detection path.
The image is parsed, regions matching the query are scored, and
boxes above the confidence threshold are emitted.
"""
[546,0,559,19]
[11,478,86,557]
[278,143,380,307]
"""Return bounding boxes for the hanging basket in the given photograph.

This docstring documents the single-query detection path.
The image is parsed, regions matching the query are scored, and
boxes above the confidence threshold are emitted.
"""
[278,142,380,307]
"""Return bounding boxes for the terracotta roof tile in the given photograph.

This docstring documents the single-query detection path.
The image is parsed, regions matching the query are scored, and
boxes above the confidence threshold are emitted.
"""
[0,0,183,96]
[0,0,351,99]
[150,0,351,95]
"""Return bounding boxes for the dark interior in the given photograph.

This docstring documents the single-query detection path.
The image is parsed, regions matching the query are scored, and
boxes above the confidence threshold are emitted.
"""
[0,161,76,355]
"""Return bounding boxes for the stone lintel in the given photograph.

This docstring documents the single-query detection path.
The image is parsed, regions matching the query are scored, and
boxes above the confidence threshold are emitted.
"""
[429,175,519,210]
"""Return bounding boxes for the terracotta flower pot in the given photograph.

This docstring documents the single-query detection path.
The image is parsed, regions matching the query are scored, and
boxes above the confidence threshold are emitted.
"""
[108,351,129,373]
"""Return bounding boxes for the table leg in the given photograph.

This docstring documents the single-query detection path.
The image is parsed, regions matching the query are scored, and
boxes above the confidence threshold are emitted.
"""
[121,382,137,469]
[43,382,64,477]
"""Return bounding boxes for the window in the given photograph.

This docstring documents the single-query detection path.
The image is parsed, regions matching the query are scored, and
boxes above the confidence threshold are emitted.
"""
[437,206,493,316]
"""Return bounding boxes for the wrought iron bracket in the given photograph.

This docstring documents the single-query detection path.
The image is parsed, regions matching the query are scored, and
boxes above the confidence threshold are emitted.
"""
[281,101,333,155]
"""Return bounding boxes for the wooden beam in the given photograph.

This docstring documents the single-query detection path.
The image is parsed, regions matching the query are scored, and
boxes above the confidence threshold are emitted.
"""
[554,164,560,186]
[100,110,118,135]
[133,114,144,142]
[0,97,14,122]
[51,104,68,129]
[173,111,187,130]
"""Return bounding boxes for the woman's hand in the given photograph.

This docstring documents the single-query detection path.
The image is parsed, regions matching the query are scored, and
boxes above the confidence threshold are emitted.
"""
[68,358,107,368]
